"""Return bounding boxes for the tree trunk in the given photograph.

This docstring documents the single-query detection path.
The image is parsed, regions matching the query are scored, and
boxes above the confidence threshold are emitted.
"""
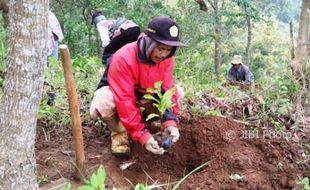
[199,0,222,77]
[214,0,222,77]
[289,0,310,127]
[289,21,295,60]
[290,0,310,78]
[245,14,252,65]
[0,0,48,189]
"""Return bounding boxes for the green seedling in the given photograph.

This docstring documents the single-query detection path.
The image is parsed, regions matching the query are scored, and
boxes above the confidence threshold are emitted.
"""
[135,183,147,190]
[298,177,310,190]
[77,165,106,190]
[143,81,176,121]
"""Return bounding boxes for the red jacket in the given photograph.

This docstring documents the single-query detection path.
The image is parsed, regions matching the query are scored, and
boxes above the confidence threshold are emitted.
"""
[108,42,179,145]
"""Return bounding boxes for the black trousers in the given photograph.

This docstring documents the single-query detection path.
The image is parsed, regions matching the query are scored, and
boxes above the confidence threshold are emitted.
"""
[102,26,140,65]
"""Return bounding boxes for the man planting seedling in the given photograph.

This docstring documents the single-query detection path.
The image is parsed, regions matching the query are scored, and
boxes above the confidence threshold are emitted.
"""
[142,81,179,149]
[90,16,186,157]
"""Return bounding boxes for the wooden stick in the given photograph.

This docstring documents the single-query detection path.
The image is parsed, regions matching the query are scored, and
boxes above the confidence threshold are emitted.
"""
[59,44,85,180]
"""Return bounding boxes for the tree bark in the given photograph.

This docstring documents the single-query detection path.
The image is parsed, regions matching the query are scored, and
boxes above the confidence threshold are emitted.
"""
[214,0,222,77]
[289,0,310,127]
[0,0,48,189]
[289,21,295,60]
[245,14,252,65]
[199,0,222,77]
[290,0,310,78]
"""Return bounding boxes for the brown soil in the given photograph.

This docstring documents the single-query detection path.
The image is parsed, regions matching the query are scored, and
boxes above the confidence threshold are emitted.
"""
[36,116,309,190]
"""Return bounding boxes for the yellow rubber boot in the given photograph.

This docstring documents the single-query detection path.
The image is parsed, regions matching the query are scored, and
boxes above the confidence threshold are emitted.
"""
[102,115,130,157]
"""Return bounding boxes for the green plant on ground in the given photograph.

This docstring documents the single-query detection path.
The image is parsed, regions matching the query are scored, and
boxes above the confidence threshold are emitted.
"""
[77,165,106,190]
[38,56,100,127]
[133,161,210,190]
[298,177,310,190]
[206,110,222,116]
[134,183,147,190]
[270,118,283,132]
[37,175,49,186]
[143,81,176,121]
[172,161,210,190]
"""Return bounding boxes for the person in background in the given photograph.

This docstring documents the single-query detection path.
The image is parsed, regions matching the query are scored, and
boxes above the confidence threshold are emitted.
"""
[46,11,64,106]
[227,55,254,84]
[91,11,141,65]
[47,11,64,59]
[90,16,186,157]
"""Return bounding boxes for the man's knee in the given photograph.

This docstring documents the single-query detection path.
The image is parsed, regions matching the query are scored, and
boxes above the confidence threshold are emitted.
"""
[90,86,116,119]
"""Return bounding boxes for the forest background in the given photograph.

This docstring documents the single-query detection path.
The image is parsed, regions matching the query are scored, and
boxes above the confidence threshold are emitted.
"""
[0,0,305,125]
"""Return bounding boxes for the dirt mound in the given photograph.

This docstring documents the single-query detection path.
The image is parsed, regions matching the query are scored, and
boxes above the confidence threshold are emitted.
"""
[36,116,309,189]
[176,117,309,189]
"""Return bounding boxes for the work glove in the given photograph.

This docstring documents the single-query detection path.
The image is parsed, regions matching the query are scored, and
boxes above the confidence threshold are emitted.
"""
[164,126,180,143]
[145,137,165,155]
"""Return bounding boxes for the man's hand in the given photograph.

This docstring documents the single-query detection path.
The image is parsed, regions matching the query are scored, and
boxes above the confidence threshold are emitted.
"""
[228,80,239,85]
[164,126,180,143]
[145,137,165,155]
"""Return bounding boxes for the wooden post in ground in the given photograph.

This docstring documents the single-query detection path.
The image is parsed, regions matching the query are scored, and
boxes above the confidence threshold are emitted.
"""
[59,44,85,180]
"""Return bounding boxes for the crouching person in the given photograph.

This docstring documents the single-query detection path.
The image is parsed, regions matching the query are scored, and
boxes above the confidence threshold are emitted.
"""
[90,16,186,157]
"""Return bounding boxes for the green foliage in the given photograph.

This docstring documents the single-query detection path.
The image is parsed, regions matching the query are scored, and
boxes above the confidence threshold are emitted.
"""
[270,118,283,132]
[206,110,222,116]
[0,16,7,90]
[261,75,299,117]
[143,81,176,121]
[134,183,147,190]
[37,175,49,185]
[38,56,101,127]
[77,165,106,190]
[298,177,310,190]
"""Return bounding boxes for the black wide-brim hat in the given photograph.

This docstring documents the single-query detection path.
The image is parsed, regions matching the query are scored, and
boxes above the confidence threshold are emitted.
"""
[145,16,187,47]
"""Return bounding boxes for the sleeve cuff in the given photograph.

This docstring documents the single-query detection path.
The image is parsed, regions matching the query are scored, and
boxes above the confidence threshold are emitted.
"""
[138,132,152,146]
[162,120,177,129]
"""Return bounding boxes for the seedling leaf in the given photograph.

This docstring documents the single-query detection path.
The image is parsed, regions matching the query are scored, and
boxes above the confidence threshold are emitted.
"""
[135,183,147,190]
[146,113,160,121]
[90,174,98,188]
[76,185,94,190]
[96,165,106,188]
[143,94,160,103]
